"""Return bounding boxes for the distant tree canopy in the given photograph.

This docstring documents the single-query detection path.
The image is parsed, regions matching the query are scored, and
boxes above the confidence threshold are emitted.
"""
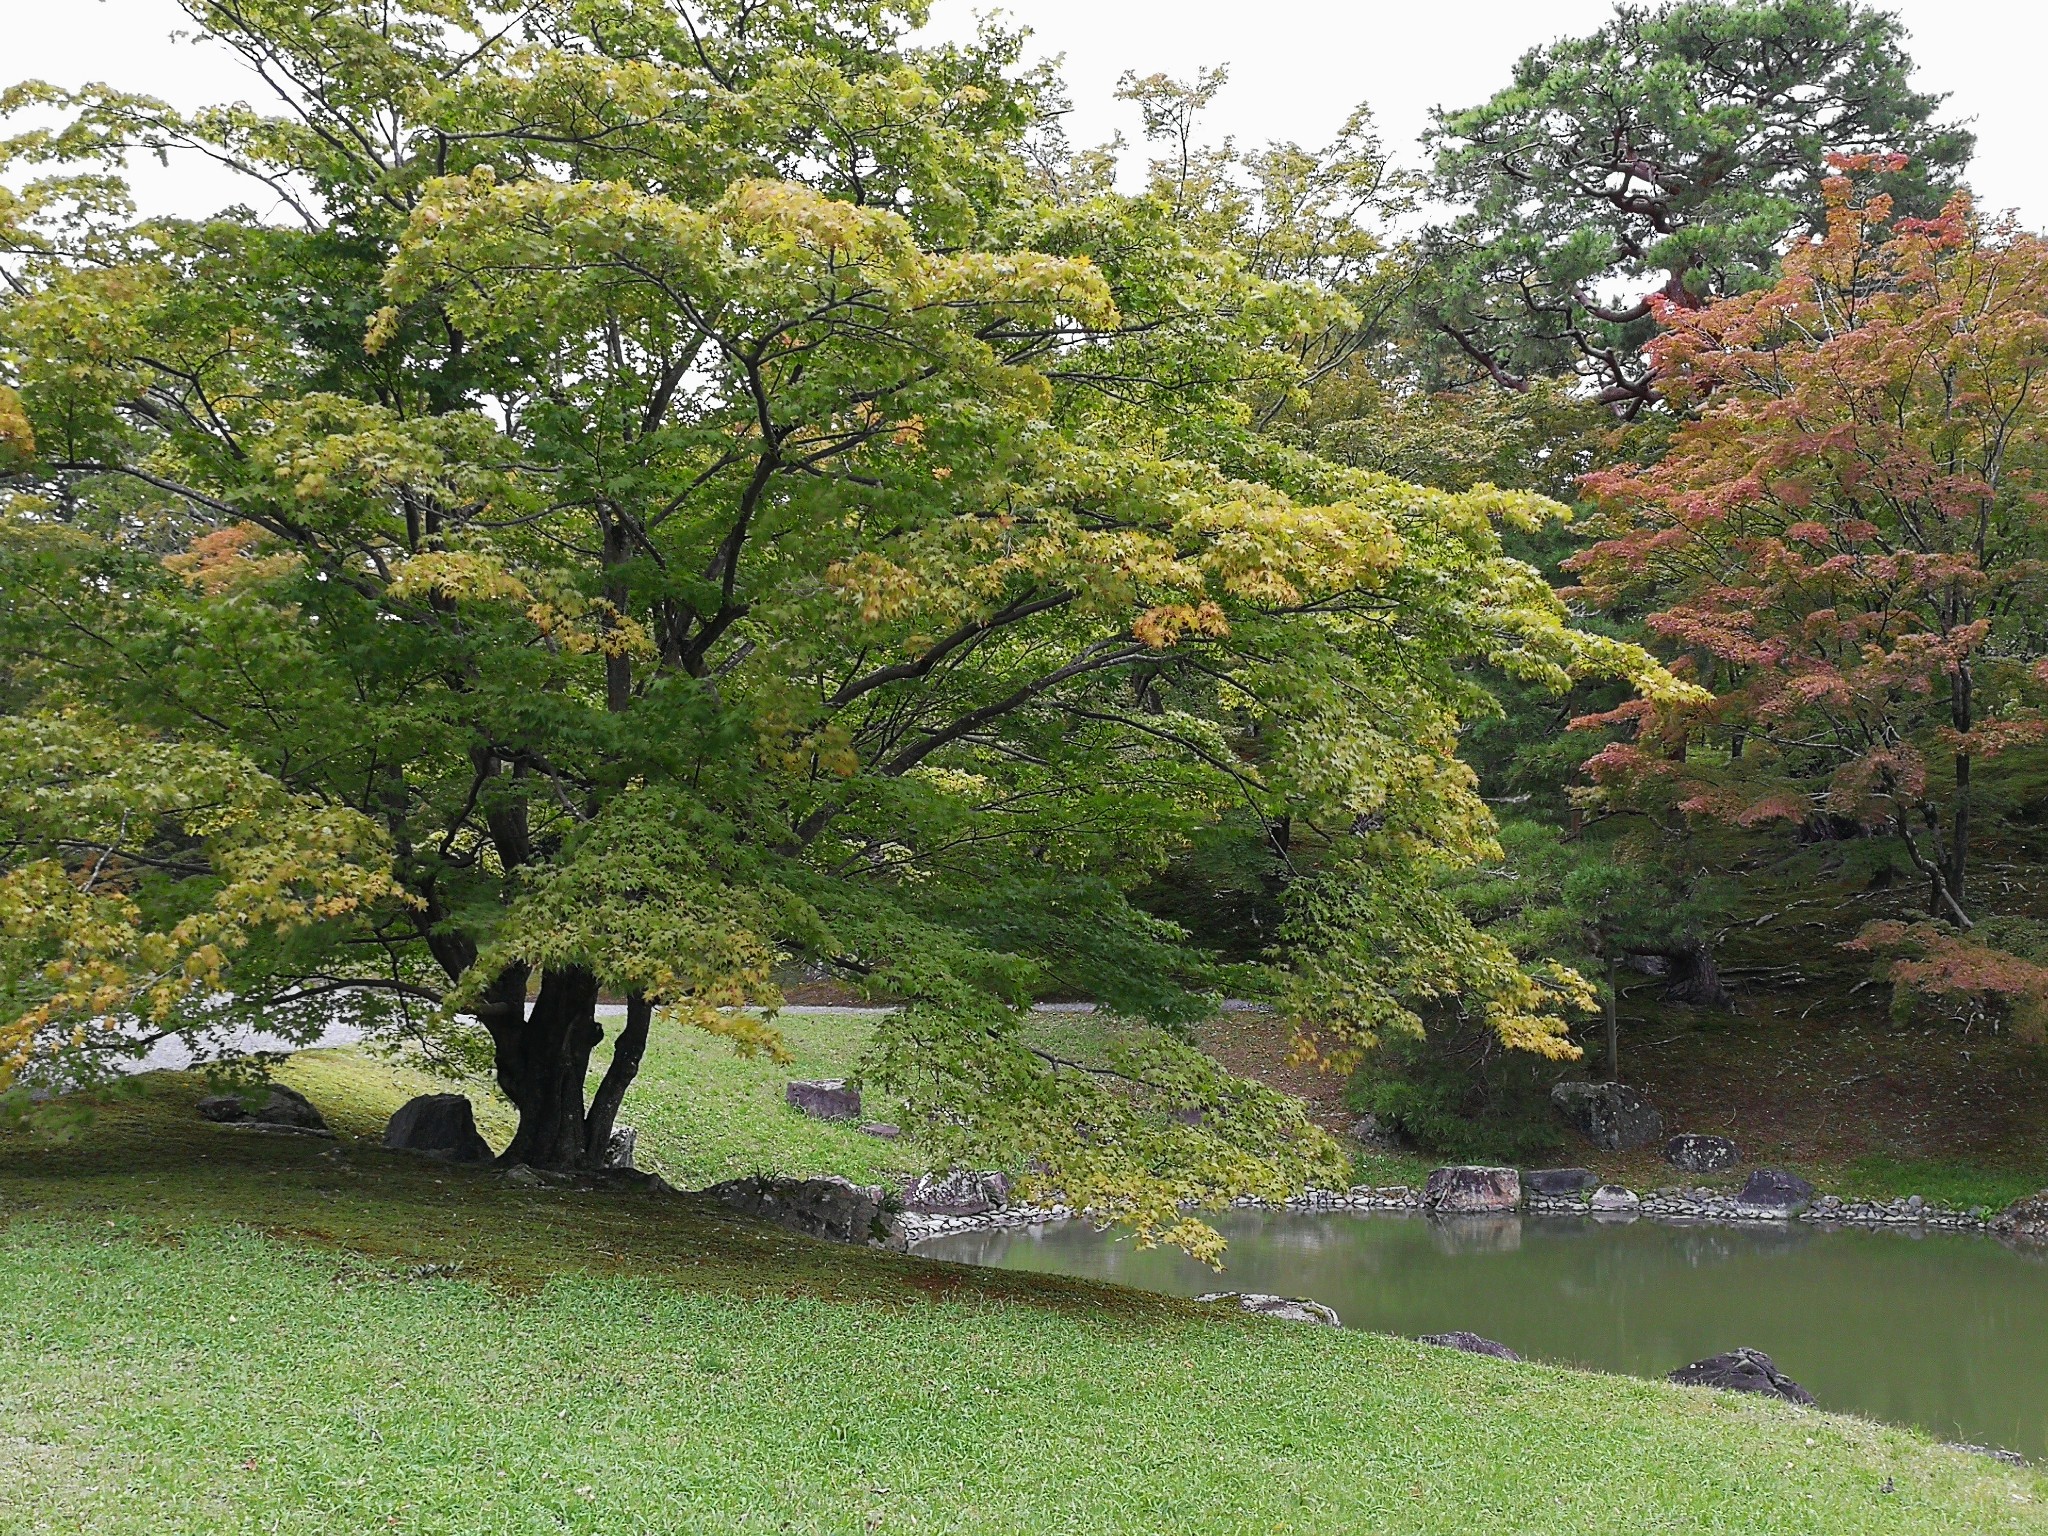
[1420,0,1972,413]
[0,0,1687,1250]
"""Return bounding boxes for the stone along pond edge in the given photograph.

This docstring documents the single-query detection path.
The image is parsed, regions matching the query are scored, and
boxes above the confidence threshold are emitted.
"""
[895,1164,2048,1244]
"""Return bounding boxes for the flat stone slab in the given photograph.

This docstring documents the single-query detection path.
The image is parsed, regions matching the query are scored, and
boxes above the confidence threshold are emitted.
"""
[1665,1133,1739,1173]
[1420,1331,1521,1361]
[1668,1347,1814,1404]
[786,1079,860,1121]
[1198,1292,1341,1327]
[219,1121,335,1139]
[1735,1167,1816,1215]
[1524,1167,1595,1197]
[1423,1165,1521,1214]
[197,1084,327,1132]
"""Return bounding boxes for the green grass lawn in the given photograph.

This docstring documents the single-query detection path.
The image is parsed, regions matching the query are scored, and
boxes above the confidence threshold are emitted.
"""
[1,1043,2043,1534]
[581,1008,917,1187]
[280,1008,918,1188]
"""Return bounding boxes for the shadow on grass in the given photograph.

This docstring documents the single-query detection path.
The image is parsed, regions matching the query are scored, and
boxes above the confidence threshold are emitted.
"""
[0,1068,1188,1326]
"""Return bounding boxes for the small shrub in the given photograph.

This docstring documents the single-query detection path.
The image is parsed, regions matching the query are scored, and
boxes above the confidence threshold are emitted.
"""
[1345,1021,1564,1165]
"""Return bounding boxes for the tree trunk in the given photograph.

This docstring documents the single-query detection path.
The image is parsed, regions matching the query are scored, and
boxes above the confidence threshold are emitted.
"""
[1626,936,1733,1009]
[490,964,605,1167]
[1940,644,1975,912]
[602,517,634,714]
[584,991,651,1163]
[1604,956,1620,1081]
[1659,936,1732,1008]
[1895,809,1973,929]
[1950,749,1972,906]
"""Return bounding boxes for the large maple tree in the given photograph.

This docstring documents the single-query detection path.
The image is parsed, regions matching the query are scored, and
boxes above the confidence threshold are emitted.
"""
[0,2,1680,1245]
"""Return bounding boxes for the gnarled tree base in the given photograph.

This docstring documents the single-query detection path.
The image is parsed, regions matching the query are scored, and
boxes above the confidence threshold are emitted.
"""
[482,966,648,1169]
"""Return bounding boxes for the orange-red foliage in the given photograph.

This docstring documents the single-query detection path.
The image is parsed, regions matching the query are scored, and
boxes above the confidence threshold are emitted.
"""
[1570,162,2048,881]
[1846,920,2048,1039]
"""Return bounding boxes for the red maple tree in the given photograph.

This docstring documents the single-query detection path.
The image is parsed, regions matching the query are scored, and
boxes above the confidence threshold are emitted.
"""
[1569,158,2048,937]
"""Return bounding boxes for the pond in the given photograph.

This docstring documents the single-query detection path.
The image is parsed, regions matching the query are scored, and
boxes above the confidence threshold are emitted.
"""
[916,1209,2048,1460]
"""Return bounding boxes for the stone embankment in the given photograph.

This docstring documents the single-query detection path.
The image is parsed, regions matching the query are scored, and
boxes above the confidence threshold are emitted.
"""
[891,1201,1076,1243]
[900,1170,2037,1242]
[1237,1175,2013,1232]
[260,1084,2034,1246]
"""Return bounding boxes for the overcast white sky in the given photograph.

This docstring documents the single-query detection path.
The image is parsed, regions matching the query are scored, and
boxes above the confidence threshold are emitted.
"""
[5,0,2043,224]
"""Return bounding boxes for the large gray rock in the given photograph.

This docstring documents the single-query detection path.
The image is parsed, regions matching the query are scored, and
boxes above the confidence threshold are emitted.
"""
[702,1174,894,1245]
[383,1094,494,1163]
[1551,1081,1665,1151]
[1423,1165,1521,1215]
[900,1169,1010,1216]
[1198,1292,1341,1327]
[197,1084,329,1134]
[1994,1192,2048,1241]
[1420,1331,1522,1361]
[1346,1114,1401,1149]
[1735,1167,1816,1215]
[786,1079,861,1121]
[1664,1133,1739,1173]
[1523,1167,1596,1198]
[1589,1184,1641,1214]
[253,1084,327,1132]
[196,1093,251,1123]
[1667,1347,1815,1404]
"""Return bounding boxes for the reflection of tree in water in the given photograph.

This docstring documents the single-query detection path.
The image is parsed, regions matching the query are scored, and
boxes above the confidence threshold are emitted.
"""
[1428,1216,1522,1256]
[1669,1223,1813,1263]
[1240,1211,1366,1256]
[2000,1237,2048,1267]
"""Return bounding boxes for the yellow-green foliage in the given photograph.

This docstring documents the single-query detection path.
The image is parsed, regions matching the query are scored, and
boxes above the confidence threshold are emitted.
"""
[0,0,1686,1248]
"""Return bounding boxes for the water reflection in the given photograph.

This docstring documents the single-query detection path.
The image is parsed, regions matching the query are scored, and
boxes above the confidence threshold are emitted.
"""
[916,1210,2048,1460]
[1429,1214,1521,1254]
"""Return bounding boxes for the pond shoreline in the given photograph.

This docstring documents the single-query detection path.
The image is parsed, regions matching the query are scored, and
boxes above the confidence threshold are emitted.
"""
[908,1196,2048,1465]
[896,1180,2035,1245]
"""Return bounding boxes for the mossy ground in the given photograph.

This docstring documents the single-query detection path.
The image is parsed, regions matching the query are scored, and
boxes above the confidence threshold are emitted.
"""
[2,1025,2044,1534]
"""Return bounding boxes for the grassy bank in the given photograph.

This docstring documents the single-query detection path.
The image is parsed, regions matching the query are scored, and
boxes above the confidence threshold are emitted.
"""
[278,1008,915,1190]
[281,1005,2037,1210]
[1,1040,2043,1534]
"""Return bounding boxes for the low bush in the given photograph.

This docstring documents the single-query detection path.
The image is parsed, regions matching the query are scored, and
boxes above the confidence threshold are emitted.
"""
[1346,1020,1565,1165]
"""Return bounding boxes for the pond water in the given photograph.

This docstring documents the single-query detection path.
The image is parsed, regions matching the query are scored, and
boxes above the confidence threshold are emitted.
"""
[916,1210,2048,1460]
